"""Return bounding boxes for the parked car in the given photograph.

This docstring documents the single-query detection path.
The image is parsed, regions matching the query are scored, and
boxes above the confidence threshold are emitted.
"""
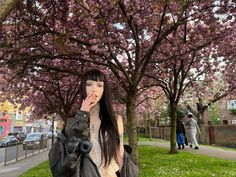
[0,135,19,148]
[47,131,58,138]
[8,131,26,143]
[23,133,48,150]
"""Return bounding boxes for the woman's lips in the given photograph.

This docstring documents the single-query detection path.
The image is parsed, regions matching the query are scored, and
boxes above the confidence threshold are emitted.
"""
[91,94,98,99]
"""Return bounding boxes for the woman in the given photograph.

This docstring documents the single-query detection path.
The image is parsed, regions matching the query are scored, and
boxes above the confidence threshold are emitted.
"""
[186,112,201,150]
[78,69,124,176]
[49,69,138,177]
[49,69,139,177]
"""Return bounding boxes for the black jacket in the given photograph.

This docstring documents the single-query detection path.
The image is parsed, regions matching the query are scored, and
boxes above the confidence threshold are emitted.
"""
[176,119,185,134]
[49,110,139,177]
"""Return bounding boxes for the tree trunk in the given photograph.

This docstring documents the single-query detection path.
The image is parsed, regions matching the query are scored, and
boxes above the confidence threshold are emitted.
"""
[198,112,207,144]
[196,100,207,144]
[169,100,178,154]
[148,121,152,141]
[0,0,19,24]
[126,91,138,162]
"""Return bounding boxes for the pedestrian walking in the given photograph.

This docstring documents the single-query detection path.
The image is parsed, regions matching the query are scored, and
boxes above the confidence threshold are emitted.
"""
[186,112,201,150]
[176,116,186,149]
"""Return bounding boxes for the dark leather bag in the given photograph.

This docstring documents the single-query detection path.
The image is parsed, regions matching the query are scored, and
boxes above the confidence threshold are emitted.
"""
[49,111,101,177]
[48,133,81,177]
[49,132,102,177]
[79,153,101,177]
[119,145,139,177]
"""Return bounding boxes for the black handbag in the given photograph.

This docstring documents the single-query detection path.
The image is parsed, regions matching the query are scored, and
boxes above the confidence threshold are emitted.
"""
[79,153,101,177]
[49,132,101,177]
[48,133,81,177]
[49,110,101,177]
[120,146,139,177]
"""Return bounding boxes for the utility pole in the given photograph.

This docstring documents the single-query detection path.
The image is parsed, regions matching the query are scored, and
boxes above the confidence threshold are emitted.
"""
[51,114,55,146]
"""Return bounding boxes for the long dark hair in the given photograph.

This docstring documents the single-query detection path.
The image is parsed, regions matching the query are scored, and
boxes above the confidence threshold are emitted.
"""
[79,69,120,166]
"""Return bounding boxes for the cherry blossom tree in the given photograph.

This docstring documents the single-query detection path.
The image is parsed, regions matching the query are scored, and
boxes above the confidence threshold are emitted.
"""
[218,23,236,91]
[0,0,235,158]
[183,75,229,125]
[0,0,178,159]
[182,15,236,144]
[0,63,83,120]
[144,1,235,153]
[136,86,165,127]
[182,74,228,143]
[0,0,19,24]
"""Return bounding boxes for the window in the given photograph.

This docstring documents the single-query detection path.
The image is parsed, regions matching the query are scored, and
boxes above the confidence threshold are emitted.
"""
[16,111,22,120]
[227,100,236,110]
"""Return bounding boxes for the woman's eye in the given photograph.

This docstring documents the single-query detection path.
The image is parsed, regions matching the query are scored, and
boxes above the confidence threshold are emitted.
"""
[86,83,92,86]
[97,84,103,87]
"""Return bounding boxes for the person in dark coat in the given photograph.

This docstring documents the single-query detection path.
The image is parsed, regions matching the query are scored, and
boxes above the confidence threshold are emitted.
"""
[176,117,186,149]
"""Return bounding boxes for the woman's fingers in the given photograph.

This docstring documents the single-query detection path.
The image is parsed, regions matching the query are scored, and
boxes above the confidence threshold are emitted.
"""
[80,94,97,112]
[87,94,96,104]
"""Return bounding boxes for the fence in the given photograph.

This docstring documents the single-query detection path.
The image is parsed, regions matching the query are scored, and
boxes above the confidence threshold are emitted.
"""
[0,138,52,166]
[145,125,236,148]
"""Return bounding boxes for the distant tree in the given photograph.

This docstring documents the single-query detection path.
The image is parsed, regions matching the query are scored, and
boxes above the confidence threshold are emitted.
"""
[183,68,230,143]
[145,1,235,153]
[208,103,221,125]
[230,109,236,116]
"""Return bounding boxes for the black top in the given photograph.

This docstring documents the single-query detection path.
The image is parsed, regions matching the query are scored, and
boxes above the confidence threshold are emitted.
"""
[176,119,185,134]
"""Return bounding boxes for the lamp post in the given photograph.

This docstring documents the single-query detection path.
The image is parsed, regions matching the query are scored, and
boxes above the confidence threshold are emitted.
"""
[51,114,55,146]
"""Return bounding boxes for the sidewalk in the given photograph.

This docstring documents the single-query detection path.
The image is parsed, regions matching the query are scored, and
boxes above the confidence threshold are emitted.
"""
[139,140,236,162]
[1,140,236,177]
[0,149,49,177]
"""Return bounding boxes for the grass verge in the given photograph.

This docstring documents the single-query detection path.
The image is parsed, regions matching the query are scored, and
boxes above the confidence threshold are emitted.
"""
[19,161,52,177]
[139,145,236,177]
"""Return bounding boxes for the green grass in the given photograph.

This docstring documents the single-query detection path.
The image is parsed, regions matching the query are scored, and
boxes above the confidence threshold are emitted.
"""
[124,134,161,142]
[20,145,236,177]
[139,146,236,177]
[19,161,52,177]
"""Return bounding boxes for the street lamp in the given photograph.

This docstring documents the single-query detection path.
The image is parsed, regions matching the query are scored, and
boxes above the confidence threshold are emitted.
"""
[51,114,55,146]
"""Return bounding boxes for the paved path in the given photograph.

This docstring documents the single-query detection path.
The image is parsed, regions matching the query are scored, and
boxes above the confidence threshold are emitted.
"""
[1,140,236,177]
[139,140,236,162]
[0,150,49,177]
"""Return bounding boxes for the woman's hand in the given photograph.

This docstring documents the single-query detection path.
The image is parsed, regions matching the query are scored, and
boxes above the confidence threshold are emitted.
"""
[80,94,97,112]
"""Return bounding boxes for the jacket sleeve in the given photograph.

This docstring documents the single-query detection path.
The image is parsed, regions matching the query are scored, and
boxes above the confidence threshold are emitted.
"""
[65,110,90,140]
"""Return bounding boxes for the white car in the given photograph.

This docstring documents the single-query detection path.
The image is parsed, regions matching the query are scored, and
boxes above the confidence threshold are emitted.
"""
[47,132,58,138]
[23,133,48,150]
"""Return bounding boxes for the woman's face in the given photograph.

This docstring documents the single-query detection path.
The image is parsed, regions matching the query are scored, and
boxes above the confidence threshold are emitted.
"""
[86,80,104,104]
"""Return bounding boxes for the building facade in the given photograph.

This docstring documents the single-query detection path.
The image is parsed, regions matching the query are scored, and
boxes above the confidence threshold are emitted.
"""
[0,100,28,138]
